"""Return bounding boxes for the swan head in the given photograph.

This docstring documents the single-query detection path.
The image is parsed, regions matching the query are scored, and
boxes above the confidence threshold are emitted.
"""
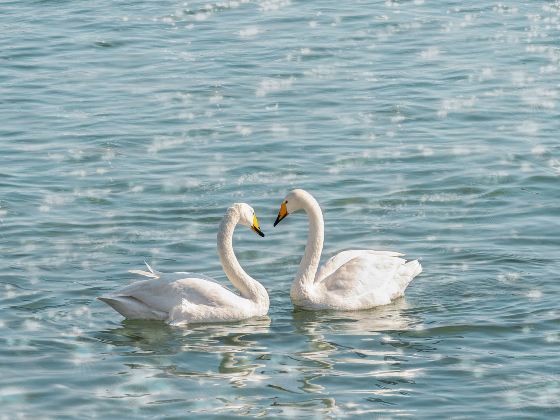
[273,189,309,226]
[234,203,265,237]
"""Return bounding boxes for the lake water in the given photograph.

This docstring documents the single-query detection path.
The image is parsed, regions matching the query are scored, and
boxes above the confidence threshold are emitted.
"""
[1,0,559,418]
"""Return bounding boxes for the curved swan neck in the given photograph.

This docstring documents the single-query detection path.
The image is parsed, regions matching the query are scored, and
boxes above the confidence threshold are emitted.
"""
[217,207,269,307]
[293,192,324,294]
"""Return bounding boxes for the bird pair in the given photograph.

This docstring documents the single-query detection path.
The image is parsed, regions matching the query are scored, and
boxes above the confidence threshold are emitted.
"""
[99,189,422,326]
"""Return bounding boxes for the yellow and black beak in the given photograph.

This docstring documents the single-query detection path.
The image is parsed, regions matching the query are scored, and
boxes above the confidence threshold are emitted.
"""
[251,214,265,237]
[273,202,289,227]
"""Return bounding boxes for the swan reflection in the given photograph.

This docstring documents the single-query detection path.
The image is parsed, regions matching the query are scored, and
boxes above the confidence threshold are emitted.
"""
[288,299,422,410]
[94,301,424,415]
[97,317,271,386]
[291,298,415,336]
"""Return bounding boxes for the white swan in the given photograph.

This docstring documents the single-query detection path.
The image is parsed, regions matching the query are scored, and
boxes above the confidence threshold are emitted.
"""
[98,203,269,325]
[273,189,422,311]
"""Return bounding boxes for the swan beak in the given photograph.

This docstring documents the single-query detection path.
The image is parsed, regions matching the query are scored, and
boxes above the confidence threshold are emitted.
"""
[251,214,265,237]
[273,202,289,227]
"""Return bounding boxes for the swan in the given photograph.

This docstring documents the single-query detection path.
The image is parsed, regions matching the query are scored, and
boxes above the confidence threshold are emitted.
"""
[273,189,422,311]
[98,203,269,326]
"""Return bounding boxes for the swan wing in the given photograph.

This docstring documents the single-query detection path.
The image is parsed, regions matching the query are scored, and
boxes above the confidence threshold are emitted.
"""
[315,250,404,283]
[99,272,245,320]
[317,251,421,308]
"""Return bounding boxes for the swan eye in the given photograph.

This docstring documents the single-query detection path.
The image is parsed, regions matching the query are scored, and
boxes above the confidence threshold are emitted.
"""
[285,200,288,204]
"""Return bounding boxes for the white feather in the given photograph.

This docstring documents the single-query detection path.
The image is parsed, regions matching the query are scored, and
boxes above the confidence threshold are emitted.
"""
[99,204,269,324]
[279,189,422,311]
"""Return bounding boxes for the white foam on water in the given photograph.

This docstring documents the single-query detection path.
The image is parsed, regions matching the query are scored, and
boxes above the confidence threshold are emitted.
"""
[194,12,209,21]
[391,114,405,123]
[71,347,96,366]
[162,177,201,192]
[148,137,187,153]
[73,188,112,200]
[270,123,289,136]
[419,46,440,59]
[417,145,434,156]
[23,319,41,332]
[179,111,195,120]
[129,185,144,193]
[493,4,518,15]
[437,96,477,117]
[304,65,335,79]
[259,0,291,12]
[235,125,252,136]
[256,77,294,97]
[531,145,547,156]
[0,387,25,404]
[39,193,74,213]
[517,121,539,135]
[102,148,115,162]
[69,169,87,178]
[209,92,223,104]
[66,326,83,337]
[483,88,504,97]
[68,148,84,160]
[549,158,560,174]
[452,145,471,156]
[521,87,556,109]
[239,26,260,38]
[5,285,18,299]
[511,70,534,87]
[236,171,296,185]
[478,67,494,81]
[520,162,532,172]
[420,193,460,203]
[527,289,543,300]
[47,152,66,162]
[497,272,521,284]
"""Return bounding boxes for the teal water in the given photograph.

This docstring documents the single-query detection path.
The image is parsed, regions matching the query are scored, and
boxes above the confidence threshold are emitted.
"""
[1,0,559,417]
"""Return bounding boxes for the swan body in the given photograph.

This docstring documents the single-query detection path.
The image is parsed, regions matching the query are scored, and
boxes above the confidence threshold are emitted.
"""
[274,189,422,311]
[99,203,269,326]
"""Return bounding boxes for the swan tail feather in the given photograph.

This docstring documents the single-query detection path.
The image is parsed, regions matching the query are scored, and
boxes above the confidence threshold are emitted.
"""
[392,260,422,300]
[409,260,423,278]
[98,296,167,320]
[144,261,155,274]
[403,260,422,287]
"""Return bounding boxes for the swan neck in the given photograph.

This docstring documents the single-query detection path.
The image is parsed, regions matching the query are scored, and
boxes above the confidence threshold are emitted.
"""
[294,194,324,291]
[217,207,268,308]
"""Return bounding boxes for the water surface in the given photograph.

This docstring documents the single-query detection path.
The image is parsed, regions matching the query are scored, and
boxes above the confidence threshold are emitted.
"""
[1,0,559,418]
